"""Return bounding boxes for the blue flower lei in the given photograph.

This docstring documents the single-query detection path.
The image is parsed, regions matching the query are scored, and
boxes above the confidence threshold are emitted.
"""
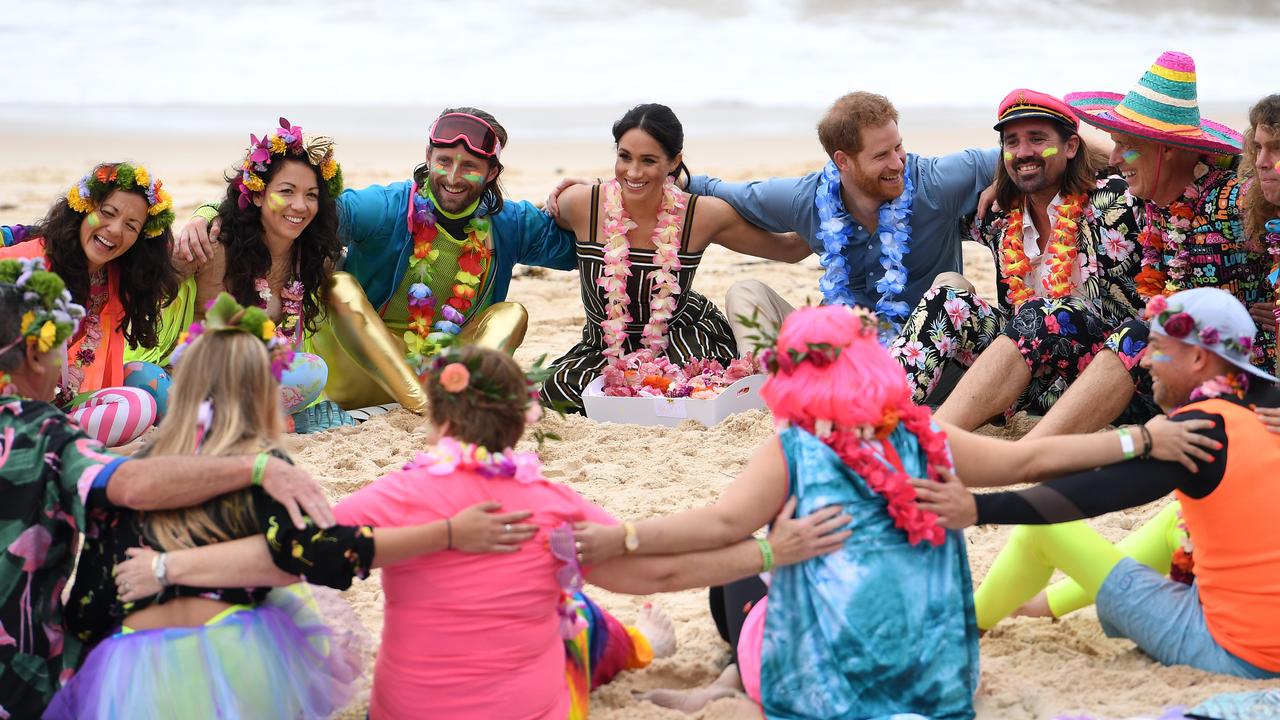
[815,159,915,343]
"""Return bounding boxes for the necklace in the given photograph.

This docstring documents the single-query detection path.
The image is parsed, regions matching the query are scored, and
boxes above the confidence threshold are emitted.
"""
[597,178,685,363]
[1000,194,1086,308]
[1187,372,1249,403]
[253,272,304,347]
[404,436,544,483]
[815,160,915,342]
[1135,167,1212,298]
[56,272,108,406]
[404,184,492,375]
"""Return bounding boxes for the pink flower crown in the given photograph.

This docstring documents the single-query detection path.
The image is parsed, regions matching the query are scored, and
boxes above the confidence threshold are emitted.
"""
[170,292,295,382]
[234,118,343,210]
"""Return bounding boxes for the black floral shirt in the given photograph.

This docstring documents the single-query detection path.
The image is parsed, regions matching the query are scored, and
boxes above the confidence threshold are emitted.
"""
[964,174,1145,329]
[64,450,375,656]
[0,397,118,718]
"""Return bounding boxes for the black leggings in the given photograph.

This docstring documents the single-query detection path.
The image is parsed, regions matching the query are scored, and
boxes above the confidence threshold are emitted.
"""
[708,575,767,664]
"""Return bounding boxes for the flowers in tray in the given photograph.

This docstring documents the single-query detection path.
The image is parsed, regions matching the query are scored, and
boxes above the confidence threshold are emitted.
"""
[599,349,760,399]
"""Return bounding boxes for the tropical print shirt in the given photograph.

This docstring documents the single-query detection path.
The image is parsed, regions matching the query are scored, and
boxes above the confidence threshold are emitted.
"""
[0,397,118,718]
[964,174,1145,329]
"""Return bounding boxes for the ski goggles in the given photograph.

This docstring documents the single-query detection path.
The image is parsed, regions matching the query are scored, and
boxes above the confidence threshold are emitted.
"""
[428,113,502,159]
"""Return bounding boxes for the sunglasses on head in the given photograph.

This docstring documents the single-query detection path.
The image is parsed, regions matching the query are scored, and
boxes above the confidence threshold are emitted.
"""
[429,113,502,159]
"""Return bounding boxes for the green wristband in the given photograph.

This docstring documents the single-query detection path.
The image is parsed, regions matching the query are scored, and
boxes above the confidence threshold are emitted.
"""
[755,536,775,573]
[252,452,270,487]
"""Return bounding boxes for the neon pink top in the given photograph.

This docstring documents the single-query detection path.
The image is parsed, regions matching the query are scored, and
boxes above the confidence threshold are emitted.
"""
[334,462,616,720]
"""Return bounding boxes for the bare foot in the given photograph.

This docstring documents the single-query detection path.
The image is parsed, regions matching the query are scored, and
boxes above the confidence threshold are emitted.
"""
[635,603,677,659]
[1011,592,1054,619]
[637,665,744,713]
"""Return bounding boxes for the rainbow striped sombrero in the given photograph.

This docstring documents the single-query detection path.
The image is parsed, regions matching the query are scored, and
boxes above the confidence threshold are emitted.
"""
[1065,51,1242,156]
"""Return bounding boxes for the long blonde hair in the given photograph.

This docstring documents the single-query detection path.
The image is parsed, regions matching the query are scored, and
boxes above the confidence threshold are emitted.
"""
[142,330,285,551]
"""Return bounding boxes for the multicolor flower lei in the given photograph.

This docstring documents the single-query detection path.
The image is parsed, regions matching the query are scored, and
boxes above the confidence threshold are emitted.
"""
[599,349,760,399]
[66,162,174,238]
[1001,194,1087,307]
[234,118,342,210]
[254,276,305,346]
[802,402,949,547]
[814,160,915,343]
[403,436,544,484]
[1135,168,1207,298]
[403,185,492,376]
[598,178,686,363]
[57,274,108,406]
[1187,372,1249,403]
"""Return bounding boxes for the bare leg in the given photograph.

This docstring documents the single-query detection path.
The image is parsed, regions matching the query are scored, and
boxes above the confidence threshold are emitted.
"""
[638,664,745,713]
[634,603,677,659]
[1021,350,1134,440]
[1011,592,1054,619]
[934,336,1031,430]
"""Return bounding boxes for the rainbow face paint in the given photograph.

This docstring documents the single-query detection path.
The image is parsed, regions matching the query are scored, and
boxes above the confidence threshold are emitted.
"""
[85,212,101,228]
[1041,147,1059,158]
[267,192,286,211]
[1122,150,1140,165]
[431,162,448,176]
[1003,151,1014,161]
[462,173,484,183]
[1149,351,1173,363]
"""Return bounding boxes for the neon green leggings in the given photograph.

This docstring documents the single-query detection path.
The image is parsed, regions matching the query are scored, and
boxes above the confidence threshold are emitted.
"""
[973,502,1184,630]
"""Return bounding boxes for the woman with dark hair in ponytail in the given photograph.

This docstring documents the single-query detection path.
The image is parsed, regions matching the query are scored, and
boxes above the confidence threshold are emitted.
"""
[542,103,812,412]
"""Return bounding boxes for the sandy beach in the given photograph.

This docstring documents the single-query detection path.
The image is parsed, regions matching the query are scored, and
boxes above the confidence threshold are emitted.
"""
[1,113,1269,719]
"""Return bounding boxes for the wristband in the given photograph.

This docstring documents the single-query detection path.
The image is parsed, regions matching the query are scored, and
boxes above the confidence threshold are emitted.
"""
[1138,424,1154,460]
[1117,427,1136,460]
[252,452,270,487]
[446,518,453,550]
[755,536,775,573]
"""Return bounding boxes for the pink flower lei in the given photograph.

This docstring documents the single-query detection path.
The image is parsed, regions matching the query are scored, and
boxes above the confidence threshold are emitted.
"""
[597,178,686,364]
[56,273,108,406]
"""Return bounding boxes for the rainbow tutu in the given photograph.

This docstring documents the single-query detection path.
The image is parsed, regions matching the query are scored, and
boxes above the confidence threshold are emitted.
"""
[45,585,367,719]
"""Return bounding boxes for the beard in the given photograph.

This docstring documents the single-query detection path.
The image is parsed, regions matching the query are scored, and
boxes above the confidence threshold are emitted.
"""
[1008,157,1055,195]
[850,161,905,203]
[427,173,486,214]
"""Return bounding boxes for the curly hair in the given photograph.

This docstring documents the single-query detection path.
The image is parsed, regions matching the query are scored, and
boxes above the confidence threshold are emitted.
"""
[215,157,342,335]
[31,184,178,348]
[425,345,527,452]
[1244,94,1280,241]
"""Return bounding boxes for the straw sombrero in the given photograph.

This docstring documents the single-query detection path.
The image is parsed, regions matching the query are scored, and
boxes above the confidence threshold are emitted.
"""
[1065,51,1242,156]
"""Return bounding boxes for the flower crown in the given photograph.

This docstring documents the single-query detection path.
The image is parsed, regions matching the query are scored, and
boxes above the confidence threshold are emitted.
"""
[234,118,343,210]
[65,162,174,238]
[737,305,878,375]
[1143,295,1254,357]
[425,337,564,445]
[0,257,86,354]
[170,292,296,381]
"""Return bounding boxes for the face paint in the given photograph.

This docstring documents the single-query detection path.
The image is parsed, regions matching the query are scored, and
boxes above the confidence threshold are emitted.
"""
[1149,350,1173,363]
[462,173,484,183]
[267,192,286,211]
[1122,149,1140,164]
[1041,147,1059,158]
[85,212,100,228]
[450,155,463,183]
[1003,151,1014,161]
[431,162,448,176]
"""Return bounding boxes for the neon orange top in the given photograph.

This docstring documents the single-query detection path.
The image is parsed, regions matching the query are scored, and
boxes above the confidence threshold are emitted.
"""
[1174,397,1280,672]
[0,238,127,393]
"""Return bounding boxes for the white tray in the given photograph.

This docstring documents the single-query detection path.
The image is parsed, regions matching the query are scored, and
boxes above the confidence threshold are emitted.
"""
[581,373,767,427]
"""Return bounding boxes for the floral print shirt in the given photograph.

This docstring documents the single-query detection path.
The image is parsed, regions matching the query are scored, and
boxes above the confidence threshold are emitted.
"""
[964,174,1144,329]
[0,397,119,718]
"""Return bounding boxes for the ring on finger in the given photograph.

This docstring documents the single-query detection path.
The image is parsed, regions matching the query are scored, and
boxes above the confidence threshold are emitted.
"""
[504,523,512,534]
[577,552,584,563]
[575,541,583,551]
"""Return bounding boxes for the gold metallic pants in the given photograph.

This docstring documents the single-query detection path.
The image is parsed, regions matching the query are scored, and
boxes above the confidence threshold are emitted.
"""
[314,272,528,412]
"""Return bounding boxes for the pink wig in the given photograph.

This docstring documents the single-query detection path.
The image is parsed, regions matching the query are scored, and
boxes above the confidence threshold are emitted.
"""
[759,305,913,428]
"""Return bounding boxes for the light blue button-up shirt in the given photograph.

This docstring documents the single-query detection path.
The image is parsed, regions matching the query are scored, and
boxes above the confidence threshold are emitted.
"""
[688,148,1000,309]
